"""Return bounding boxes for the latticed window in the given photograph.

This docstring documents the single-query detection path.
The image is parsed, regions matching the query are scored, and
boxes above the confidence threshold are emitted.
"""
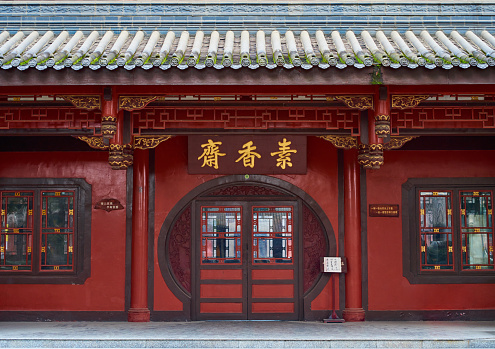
[201,206,242,264]
[419,191,493,271]
[0,179,91,284]
[403,178,495,284]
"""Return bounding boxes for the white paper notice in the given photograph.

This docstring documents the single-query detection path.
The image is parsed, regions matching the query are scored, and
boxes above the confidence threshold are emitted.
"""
[323,257,342,273]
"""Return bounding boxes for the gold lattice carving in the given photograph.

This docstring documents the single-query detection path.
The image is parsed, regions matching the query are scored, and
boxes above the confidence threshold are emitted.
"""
[318,135,357,149]
[76,136,109,150]
[383,136,418,150]
[334,95,373,110]
[119,96,158,111]
[134,136,173,149]
[60,95,101,110]
[391,95,430,109]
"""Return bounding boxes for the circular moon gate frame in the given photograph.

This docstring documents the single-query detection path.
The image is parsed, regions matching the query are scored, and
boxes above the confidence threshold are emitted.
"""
[157,175,336,321]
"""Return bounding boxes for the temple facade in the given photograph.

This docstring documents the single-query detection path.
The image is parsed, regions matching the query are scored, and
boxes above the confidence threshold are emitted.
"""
[0,1,494,322]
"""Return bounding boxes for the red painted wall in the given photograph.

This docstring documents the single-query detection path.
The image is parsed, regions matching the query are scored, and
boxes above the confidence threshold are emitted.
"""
[367,150,495,311]
[0,152,127,311]
[153,136,340,313]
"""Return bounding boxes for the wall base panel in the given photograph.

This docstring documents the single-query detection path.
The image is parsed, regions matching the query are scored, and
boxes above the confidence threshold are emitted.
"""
[0,311,127,321]
[151,311,191,321]
[367,310,495,321]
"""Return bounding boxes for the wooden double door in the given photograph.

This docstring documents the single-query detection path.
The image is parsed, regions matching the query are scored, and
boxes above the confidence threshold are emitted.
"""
[193,200,301,320]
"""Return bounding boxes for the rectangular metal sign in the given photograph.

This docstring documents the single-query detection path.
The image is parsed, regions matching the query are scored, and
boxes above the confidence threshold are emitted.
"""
[188,135,307,175]
[369,204,400,217]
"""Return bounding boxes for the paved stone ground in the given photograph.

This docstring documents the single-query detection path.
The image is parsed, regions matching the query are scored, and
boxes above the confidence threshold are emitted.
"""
[0,321,494,348]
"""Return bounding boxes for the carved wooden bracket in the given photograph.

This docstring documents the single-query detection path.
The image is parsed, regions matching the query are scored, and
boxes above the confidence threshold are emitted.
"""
[391,95,430,109]
[334,95,373,110]
[383,136,419,150]
[60,95,101,110]
[76,136,108,150]
[134,135,173,149]
[319,135,358,149]
[119,96,158,111]
[76,135,173,152]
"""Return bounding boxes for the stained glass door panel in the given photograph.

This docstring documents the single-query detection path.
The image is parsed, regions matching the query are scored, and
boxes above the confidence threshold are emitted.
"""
[196,205,246,319]
[249,206,297,320]
[195,202,299,320]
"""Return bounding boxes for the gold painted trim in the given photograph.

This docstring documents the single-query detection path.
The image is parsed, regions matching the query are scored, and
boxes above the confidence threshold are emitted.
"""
[383,136,418,150]
[60,95,101,110]
[334,95,373,110]
[134,135,173,149]
[391,95,430,109]
[318,135,357,149]
[119,96,158,111]
[76,136,109,150]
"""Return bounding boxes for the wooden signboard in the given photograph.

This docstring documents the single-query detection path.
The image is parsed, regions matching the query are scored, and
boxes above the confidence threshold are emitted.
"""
[188,135,307,175]
[94,198,124,212]
[369,204,400,217]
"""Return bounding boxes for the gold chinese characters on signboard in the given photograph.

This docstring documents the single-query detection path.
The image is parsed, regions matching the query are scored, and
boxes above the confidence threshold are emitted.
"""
[369,204,400,217]
[189,135,306,175]
[198,139,227,170]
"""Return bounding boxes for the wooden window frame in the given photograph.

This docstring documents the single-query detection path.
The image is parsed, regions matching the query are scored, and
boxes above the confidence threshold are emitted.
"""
[0,178,91,284]
[402,178,495,284]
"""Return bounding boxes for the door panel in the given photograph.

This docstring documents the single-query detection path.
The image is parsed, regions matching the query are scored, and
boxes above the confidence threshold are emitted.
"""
[194,201,299,320]
[251,269,294,280]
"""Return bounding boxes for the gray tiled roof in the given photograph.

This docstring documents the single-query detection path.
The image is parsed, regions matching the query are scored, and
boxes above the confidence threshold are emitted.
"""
[1,29,494,71]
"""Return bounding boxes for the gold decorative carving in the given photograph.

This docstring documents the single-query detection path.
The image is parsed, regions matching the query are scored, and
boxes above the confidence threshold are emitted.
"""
[358,143,384,170]
[391,95,430,109]
[109,144,125,170]
[383,136,419,150]
[334,95,373,110]
[60,95,101,110]
[108,143,135,170]
[357,143,370,168]
[76,136,108,150]
[122,144,134,168]
[134,136,173,149]
[101,115,117,139]
[374,114,391,138]
[119,96,158,111]
[318,135,357,149]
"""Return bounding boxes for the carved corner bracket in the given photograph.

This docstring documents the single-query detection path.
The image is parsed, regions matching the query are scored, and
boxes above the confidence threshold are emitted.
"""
[60,95,101,110]
[391,95,430,109]
[76,136,109,150]
[319,135,358,149]
[383,136,419,150]
[119,96,158,111]
[334,95,373,110]
[134,135,173,149]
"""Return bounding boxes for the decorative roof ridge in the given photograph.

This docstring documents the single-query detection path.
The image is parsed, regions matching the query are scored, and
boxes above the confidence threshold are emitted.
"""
[1,3,494,34]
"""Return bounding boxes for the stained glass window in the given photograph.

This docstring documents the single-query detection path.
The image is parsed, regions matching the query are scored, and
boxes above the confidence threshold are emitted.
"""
[460,191,493,270]
[252,206,293,264]
[419,191,453,270]
[0,192,34,271]
[417,188,494,273]
[201,206,242,264]
[0,185,83,277]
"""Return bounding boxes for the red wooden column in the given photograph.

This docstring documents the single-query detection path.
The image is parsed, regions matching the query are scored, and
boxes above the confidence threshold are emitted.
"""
[342,149,365,322]
[128,148,150,322]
